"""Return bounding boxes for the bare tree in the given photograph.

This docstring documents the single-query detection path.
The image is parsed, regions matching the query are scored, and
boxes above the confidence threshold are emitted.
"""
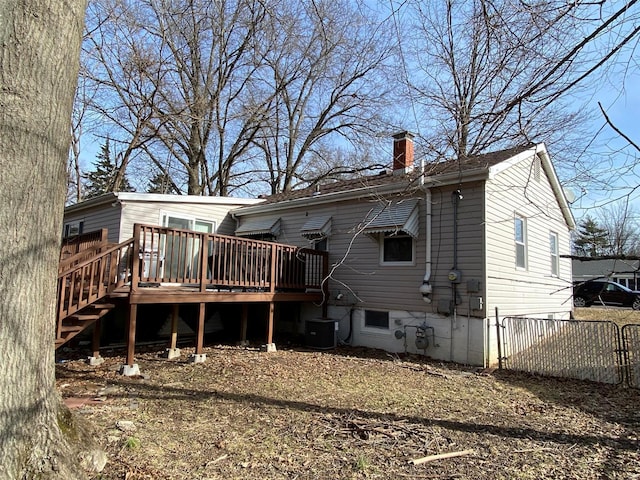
[82,0,273,195]
[82,0,168,191]
[598,200,640,256]
[0,0,103,477]
[397,0,640,164]
[249,0,395,194]
[81,0,396,197]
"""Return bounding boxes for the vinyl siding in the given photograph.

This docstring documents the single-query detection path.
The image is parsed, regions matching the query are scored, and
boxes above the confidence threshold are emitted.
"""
[119,200,242,240]
[485,154,573,319]
[235,182,487,317]
[63,198,253,243]
[63,203,122,243]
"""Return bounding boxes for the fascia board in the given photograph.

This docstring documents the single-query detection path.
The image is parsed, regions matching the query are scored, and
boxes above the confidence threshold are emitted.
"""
[64,192,263,215]
[64,192,118,214]
[487,147,537,179]
[114,192,263,206]
[537,145,576,230]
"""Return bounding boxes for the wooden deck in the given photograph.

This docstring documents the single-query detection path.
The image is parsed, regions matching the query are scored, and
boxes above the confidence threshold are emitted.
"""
[57,224,329,366]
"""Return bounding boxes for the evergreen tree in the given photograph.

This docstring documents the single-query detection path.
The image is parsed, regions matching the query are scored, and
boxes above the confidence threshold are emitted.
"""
[573,216,610,257]
[83,138,134,198]
[147,170,179,195]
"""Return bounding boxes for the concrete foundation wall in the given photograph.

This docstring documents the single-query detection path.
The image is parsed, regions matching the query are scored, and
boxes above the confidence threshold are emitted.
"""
[302,305,488,366]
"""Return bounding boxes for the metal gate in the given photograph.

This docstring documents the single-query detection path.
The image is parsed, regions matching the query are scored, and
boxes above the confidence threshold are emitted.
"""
[499,317,638,386]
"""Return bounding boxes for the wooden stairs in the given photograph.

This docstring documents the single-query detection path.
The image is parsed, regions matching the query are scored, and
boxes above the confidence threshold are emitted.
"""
[56,237,133,349]
[55,302,116,349]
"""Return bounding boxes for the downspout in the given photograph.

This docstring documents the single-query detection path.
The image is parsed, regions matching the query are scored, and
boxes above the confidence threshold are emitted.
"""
[419,159,433,302]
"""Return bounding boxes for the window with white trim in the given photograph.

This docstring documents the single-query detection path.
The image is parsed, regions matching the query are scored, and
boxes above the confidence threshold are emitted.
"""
[514,216,526,269]
[550,231,559,276]
[381,233,414,264]
[161,212,215,233]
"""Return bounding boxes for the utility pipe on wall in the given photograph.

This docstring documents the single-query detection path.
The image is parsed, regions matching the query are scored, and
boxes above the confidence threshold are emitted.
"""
[419,186,432,302]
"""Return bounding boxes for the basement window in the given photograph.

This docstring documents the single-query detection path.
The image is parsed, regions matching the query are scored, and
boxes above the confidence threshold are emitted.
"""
[364,310,389,330]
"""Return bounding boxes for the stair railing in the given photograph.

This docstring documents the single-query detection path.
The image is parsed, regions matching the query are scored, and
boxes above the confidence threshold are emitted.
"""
[57,238,133,330]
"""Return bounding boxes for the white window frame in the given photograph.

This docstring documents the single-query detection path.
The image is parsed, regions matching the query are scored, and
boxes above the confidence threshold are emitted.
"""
[550,231,559,277]
[514,215,527,269]
[379,232,415,266]
[157,212,216,281]
[160,211,216,233]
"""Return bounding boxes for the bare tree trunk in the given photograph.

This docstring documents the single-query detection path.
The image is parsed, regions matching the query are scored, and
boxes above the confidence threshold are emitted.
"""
[0,1,99,478]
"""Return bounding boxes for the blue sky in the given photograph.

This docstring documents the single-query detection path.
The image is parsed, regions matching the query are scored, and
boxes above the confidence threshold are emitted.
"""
[568,67,640,220]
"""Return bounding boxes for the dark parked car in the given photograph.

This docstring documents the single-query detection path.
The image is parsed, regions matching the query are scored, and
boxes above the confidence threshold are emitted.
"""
[573,280,640,309]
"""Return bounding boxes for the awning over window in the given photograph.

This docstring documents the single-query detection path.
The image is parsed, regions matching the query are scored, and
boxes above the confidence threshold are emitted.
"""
[300,216,332,239]
[363,199,420,238]
[235,217,281,237]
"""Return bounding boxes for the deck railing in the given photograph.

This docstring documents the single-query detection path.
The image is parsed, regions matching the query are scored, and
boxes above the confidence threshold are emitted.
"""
[60,228,108,261]
[57,239,133,325]
[59,228,111,273]
[132,224,328,292]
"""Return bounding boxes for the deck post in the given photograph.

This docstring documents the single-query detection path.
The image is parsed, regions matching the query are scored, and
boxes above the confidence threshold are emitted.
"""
[269,245,277,293]
[262,301,276,352]
[162,304,181,359]
[189,302,207,363]
[120,303,140,376]
[130,224,142,294]
[240,304,249,346]
[87,318,104,366]
[199,234,209,292]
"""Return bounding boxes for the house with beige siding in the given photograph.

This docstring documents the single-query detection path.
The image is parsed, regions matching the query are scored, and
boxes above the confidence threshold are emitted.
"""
[232,133,575,366]
[63,192,262,242]
[62,135,574,367]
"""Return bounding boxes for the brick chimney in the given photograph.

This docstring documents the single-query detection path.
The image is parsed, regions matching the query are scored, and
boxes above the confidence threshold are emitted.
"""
[392,131,415,174]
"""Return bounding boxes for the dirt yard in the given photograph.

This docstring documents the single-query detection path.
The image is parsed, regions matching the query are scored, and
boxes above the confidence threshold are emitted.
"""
[57,329,640,479]
[574,306,640,325]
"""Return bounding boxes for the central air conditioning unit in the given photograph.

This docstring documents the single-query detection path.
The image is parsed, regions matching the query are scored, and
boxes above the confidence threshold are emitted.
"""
[305,318,337,350]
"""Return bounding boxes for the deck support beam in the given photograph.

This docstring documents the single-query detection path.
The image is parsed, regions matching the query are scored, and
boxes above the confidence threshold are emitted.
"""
[163,304,181,359]
[87,318,104,366]
[240,304,248,346]
[189,302,207,363]
[262,302,276,352]
[120,303,140,376]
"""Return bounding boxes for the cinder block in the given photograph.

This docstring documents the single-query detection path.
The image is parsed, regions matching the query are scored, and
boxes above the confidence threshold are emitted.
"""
[86,356,104,366]
[188,353,207,363]
[119,364,140,376]
[161,348,181,360]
